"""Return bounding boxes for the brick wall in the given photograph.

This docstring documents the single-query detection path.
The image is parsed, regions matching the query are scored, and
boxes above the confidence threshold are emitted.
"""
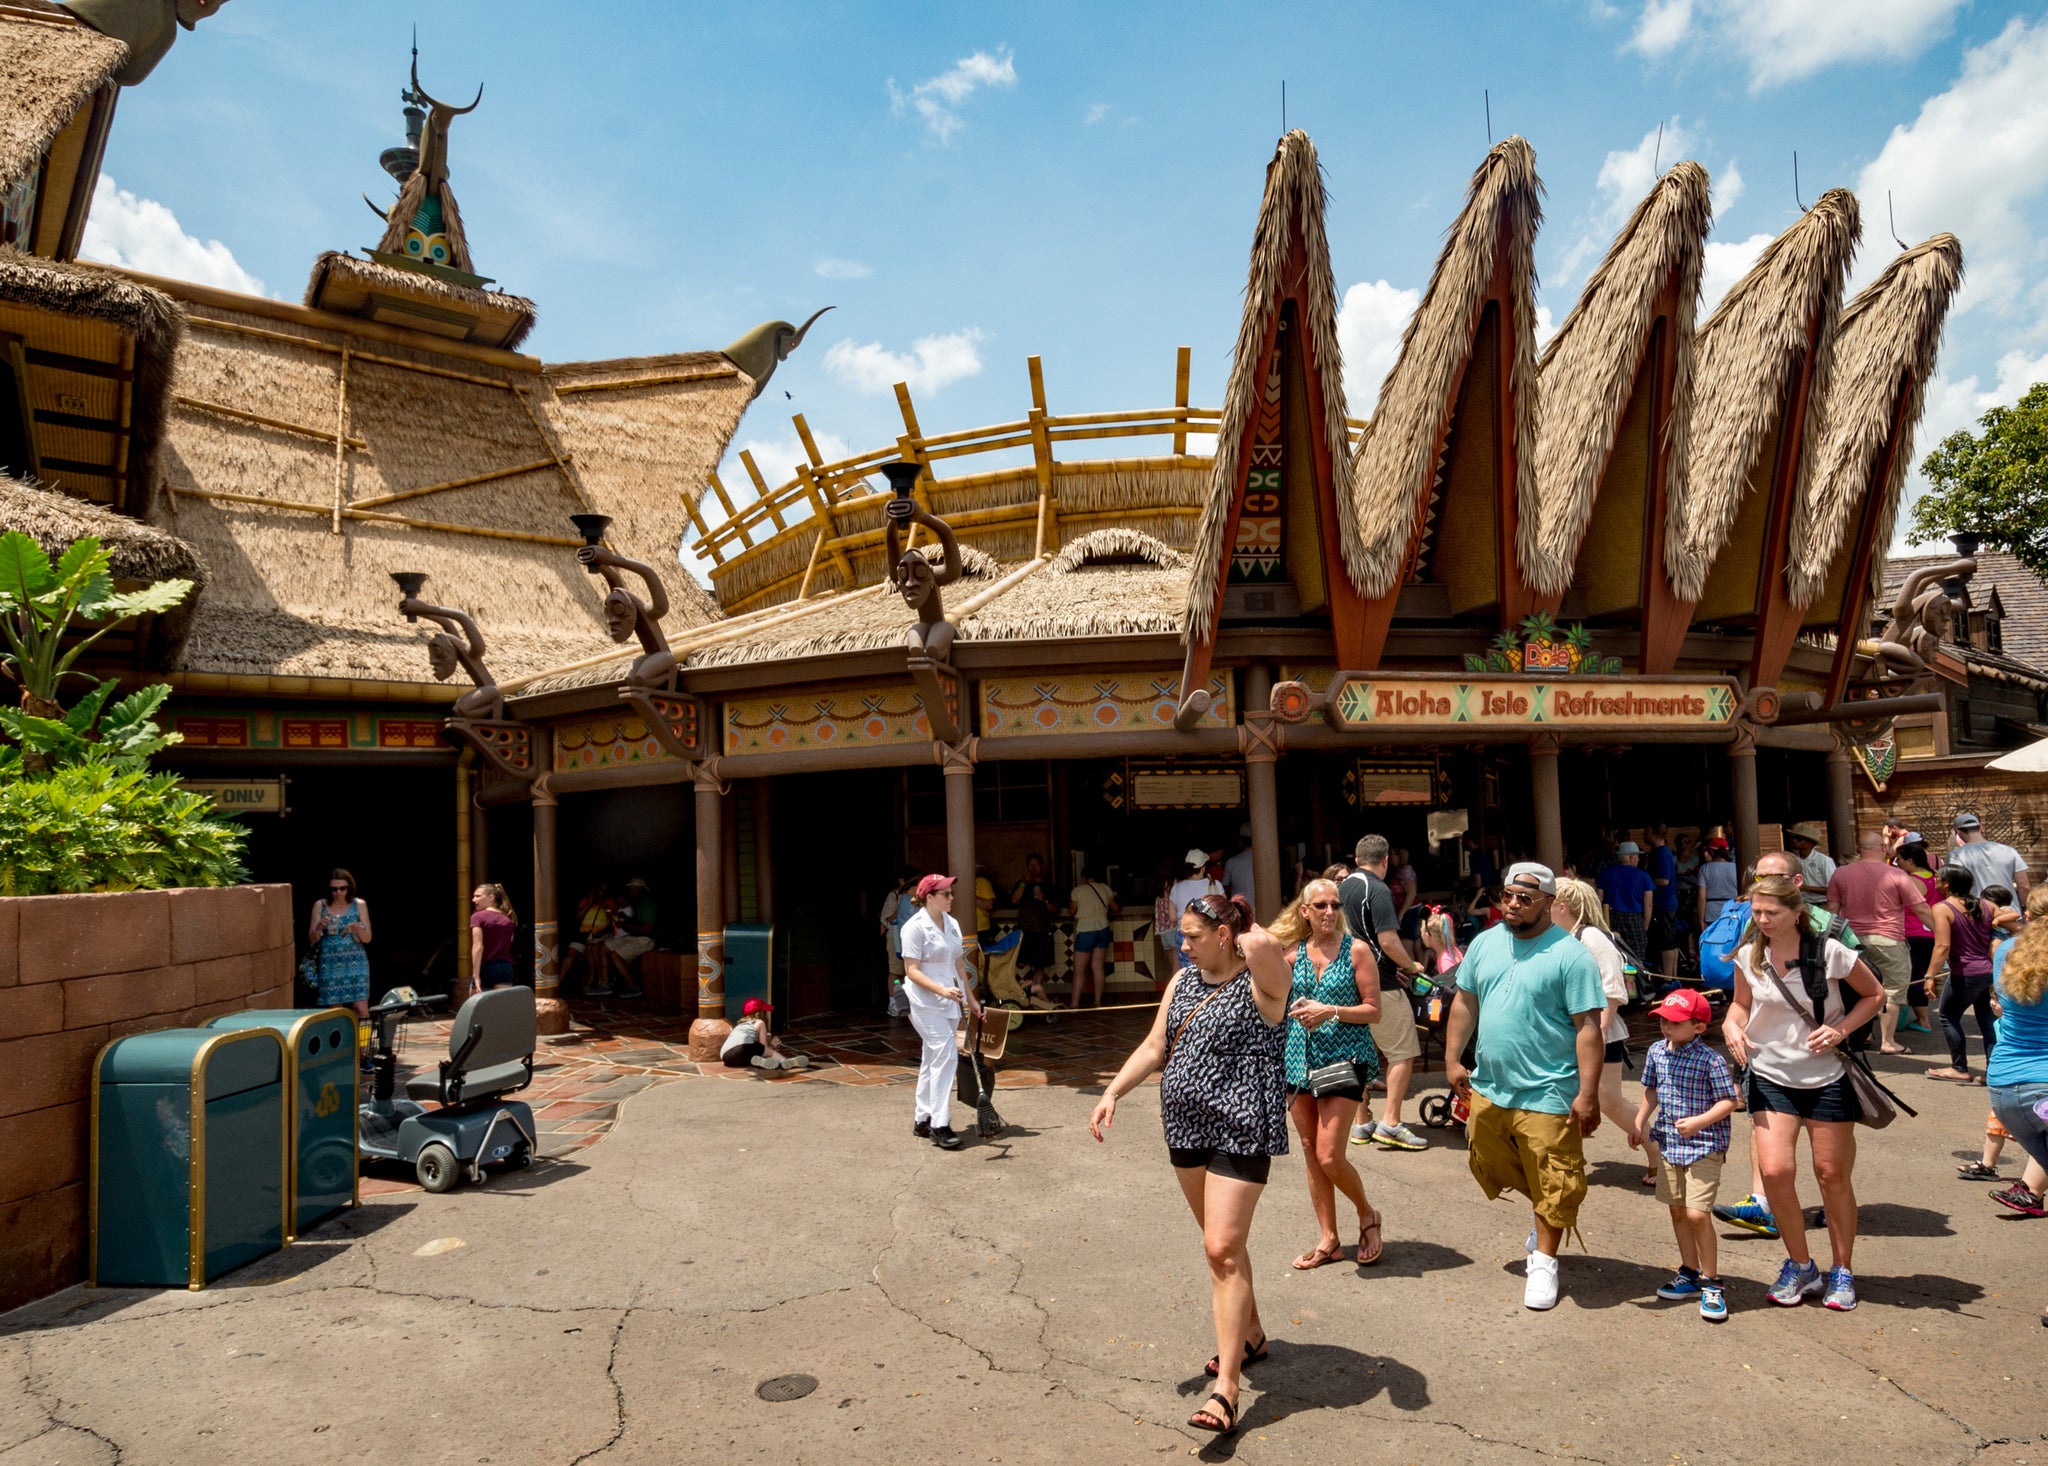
[0,884,294,1314]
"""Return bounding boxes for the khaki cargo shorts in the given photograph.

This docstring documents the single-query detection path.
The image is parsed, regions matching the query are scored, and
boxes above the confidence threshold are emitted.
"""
[1861,935,1911,1005]
[1467,1091,1587,1231]
[1655,1151,1726,1212]
[1369,989,1422,1064]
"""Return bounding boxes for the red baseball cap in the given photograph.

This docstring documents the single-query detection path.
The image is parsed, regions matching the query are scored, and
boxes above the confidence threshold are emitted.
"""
[1649,989,1711,1024]
[742,997,772,1016]
[914,874,957,900]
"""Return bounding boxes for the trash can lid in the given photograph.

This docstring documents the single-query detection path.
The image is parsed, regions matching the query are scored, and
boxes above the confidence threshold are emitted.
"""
[97,1027,282,1096]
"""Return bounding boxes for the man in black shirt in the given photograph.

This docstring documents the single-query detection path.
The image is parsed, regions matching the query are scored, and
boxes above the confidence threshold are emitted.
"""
[1340,834,1433,1151]
[1011,853,1056,991]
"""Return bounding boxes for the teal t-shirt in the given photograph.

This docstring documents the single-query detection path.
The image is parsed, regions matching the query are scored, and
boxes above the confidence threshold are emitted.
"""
[1462,921,1607,1114]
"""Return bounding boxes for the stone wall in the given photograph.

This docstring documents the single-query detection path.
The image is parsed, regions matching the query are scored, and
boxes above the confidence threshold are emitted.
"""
[0,884,294,1314]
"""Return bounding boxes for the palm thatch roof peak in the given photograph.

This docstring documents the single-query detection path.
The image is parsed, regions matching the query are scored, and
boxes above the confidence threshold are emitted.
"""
[1350,135,1544,597]
[1525,160,1711,596]
[1790,232,1963,608]
[0,8,125,197]
[1668,186,1861,602]
[1182,128,1353,642]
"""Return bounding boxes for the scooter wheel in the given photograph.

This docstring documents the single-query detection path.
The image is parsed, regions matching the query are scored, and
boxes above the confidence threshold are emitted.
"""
[416,1142,460,1193]
[510,1146,534,1170]
[1418,1094,1452,1130]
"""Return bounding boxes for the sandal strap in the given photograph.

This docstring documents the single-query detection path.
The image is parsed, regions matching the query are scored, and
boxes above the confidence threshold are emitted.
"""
[1196,1393,1237,1426]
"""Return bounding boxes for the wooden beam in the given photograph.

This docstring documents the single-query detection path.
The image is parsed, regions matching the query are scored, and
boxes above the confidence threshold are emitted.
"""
[1172,346,1192,456]
[1638,301,1692,673]
[174,394,368,449]
[32,409,121,433]
[1491,218,1538,629]
[1747,331,1822,690]
[350,456,561,510]
[185,316,519,388]
[738,449,789,532]
[167,484,584,545]
[797,527,827,600]
[1027,355,1058,558]
[330,348,349,534]
[1823,371,1916,706]
[22,348,127,380]
[550,367,739,394]
[795,463,858,588]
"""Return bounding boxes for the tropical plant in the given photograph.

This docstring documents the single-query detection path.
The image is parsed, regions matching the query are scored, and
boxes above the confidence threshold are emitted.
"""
[1911,382,2048,579]
[0,531,193,718]
[0,759,247,895]
[1484,629,1523,673]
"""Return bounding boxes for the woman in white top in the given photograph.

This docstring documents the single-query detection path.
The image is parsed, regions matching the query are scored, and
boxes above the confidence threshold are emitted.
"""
[1723,873,1883,1311]
[899,874,984,1151]
[1166,848,1222,975]
[1068,864,1122,1010]
[1554,879,1657,1186]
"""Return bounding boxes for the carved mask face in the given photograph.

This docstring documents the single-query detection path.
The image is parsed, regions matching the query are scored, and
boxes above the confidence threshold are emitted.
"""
[895,557,935,611]
[427,634,458,680]
[403,229,454,266]
[603,588,637,642]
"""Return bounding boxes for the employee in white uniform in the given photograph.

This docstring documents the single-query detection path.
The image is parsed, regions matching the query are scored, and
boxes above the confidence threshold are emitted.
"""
[900,873,984,1150]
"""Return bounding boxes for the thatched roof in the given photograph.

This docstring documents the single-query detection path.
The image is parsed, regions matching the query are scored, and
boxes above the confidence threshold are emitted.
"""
[150,297,755,685]
[0,6,123,199]
[1049,527,1185,573]
[0,248,183,513]
[1351,136,1543,597]
[1525,161,1710,596]
[1669,188,1860,604]
[0,470,204,668]
[1183,130,1355,639]
[304,251,537,353]
[1790,233,1963,609]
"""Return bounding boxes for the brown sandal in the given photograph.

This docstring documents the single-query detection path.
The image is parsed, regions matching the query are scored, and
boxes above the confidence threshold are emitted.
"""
[1189,1391,1239,1434]
[1291,1241,1345,1270]
[1356,1208,1384,1266]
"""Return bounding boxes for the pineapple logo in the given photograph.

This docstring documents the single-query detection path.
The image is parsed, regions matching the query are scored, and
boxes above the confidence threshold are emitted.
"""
[314,1081,342,1118]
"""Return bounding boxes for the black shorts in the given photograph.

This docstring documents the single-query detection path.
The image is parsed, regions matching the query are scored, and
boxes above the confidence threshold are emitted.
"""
[1746,1070,1859,1123]
[1020,931,1054,969]
[1167,1146,1273,1184]
[722,1041,765,1068]
[1604,1039,1629,1065]
[1288,1079,1367,1103]
[480,958,521,989]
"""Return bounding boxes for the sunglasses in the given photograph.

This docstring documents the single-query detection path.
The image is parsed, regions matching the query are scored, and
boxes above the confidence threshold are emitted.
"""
[329,884,350,892]
[1499,889,1545,906]
[1307,900,1342,911]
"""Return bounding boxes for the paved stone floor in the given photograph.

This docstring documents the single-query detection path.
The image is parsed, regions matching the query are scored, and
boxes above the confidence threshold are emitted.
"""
[4,1009,2044,1465]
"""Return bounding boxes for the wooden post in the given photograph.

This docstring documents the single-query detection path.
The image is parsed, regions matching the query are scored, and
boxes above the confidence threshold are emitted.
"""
[1825,740,1856,862]
[531,771,568,1036]
[455,752,473,991]
[753,778,775,925]
[330,347,350,535]
[688,762,731,1060]
[1172,346,1192,456]
[470,785,490,884]
[1243,665,1283,919]
[1530,734,1564,873]
[941,740,980,975]
[1729,724,1761,877]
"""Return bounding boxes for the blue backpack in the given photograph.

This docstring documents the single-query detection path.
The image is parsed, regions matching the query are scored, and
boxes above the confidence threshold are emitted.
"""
[1696,901,1748,990]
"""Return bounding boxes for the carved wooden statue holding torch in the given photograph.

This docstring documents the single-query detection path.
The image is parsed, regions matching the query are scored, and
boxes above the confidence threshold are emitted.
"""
[393,573,502,720]
[570,515,677,690]
[882,461,963,661]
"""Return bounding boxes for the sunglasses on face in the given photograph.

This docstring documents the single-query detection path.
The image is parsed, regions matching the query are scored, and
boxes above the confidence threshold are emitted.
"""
[1499,889,1545,906]
[329,885,349,892]
[1308,900,1342,911]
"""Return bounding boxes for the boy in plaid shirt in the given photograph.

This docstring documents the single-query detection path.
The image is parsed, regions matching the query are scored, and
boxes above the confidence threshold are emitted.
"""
[1631,989,1741,1320]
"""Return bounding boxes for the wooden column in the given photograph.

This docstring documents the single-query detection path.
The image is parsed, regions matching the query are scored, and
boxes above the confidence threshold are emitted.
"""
[722,787,741,927]
[469,789,489,885]
[753,778,775,925]
[1729,724,1761,877]
[1530,734,1564,873]
[941,740,981,974]
[1825,740,1857,862]
[455,754,474,989]
[1242,664,1283,918]
[531,774,567,1036]
[687,761,731,1059]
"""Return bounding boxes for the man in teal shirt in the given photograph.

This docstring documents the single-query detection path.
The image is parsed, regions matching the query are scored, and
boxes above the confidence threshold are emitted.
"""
[1445,862,1606,1311]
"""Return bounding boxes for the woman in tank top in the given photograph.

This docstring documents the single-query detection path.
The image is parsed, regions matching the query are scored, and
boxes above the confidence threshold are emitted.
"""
[1088,892,1290,1437]
[1928,864,2000,1082]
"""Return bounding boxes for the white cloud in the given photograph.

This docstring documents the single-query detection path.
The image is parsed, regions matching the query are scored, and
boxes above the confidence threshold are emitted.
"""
[1700,231,1775,314]
[887,48,1017,145]
[1535,302,1558,350]
[1085,103,1110,125]
[814,257,872,280]
[1337,279,1421,416]
[1716,157,1745,216]
[1629,0,1965,89]
[724,429,856,502]
[823,329,986,395]
[1551,120,1696,293]
[1855,16,2048,313]
[79,175,264,296]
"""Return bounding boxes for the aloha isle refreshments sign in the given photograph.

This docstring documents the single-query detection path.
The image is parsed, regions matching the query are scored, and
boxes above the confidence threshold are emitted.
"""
[1271,674,1738,731]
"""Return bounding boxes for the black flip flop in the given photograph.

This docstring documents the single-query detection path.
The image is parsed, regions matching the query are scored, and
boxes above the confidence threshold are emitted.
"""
[1204,1336,1268,1378]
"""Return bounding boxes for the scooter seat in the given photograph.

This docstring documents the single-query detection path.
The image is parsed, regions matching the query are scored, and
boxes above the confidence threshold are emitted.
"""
[408,987,536,1107]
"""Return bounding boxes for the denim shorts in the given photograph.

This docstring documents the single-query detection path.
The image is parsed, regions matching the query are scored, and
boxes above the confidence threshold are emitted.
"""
[1073,927,1112,954]
[1746,1070,1858,1123]
[1988,1082,2048,1172]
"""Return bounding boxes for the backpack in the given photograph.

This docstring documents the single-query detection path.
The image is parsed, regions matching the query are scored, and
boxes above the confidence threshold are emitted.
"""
[1701,903,1856,994]
[1787,924,1880,1053]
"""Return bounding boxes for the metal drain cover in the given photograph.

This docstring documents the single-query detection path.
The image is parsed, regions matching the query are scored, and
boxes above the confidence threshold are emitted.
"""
[756,1374,819,1403]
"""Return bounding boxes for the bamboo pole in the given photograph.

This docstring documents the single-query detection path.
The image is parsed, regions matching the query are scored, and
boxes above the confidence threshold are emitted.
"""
[551,367,740,394]
[1027,355,1057,559]
[176,394,368,449]
[797,527,827,601]
[349,457,561,510]
[738,449,789,532]
[1173,346,1192,455]
[796,463,859,588]
[951,554,1050,618]
[330,348,349,534]
[175,486,584,545]
[187,316,521,388]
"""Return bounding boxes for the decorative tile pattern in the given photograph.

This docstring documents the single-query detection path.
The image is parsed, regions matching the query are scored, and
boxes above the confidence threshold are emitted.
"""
[981,671,1234,737]
[722,686,931,756]
[553,713,680,771]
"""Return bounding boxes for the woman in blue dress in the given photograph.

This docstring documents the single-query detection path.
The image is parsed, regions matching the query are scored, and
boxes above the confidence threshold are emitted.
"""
[1274,878,1385,1269]
[308,867,373,1019]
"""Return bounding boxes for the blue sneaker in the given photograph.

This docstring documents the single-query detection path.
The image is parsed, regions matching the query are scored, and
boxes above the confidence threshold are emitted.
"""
[1822,1266,1858,1311]
[1768,1258,1824,1306]
[1656,1267,1703,1300]
[1714,1194,1779,1238]
[1699,1279,1729,1321]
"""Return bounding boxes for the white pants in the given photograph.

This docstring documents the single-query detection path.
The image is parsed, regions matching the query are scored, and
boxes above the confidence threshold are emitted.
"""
[909,1001,961,1131]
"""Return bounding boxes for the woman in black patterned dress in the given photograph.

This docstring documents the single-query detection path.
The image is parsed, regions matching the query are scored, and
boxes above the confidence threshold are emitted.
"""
[1089,892,1292,1436]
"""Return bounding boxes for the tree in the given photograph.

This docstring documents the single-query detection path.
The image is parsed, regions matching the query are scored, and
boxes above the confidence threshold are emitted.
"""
[1911,381,2048,579]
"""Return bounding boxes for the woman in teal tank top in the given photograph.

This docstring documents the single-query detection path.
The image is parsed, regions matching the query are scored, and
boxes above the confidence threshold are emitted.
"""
[1277,879,1387,1268]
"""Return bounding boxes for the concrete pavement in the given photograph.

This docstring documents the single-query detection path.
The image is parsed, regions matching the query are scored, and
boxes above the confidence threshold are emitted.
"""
[2,1017,2042,1465]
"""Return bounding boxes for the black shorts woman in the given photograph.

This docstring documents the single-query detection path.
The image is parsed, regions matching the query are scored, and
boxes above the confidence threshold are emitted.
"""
[1723,873,1884,1311]
[1270,878,1385,1269]
[1089,893,1291,1437]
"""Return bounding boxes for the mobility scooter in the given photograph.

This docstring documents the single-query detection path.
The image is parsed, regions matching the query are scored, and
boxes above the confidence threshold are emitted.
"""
[359,986,538,1192]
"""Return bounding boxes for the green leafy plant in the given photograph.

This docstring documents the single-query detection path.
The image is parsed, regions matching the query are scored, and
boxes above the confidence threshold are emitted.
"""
[0,680,177,772]
[0,759,246,895]
[1517,611,1559,645]
[1911,382,2048,578]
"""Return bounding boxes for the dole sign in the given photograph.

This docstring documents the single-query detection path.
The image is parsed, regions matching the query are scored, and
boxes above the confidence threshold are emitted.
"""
[1270,674,1738,731]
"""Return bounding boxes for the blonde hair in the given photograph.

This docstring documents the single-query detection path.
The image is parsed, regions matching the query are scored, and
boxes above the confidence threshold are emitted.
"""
[1268,878,1338,946]
[1744,873,1809,972]
[1551,878,1610,936]
[2001,889,2048,1005]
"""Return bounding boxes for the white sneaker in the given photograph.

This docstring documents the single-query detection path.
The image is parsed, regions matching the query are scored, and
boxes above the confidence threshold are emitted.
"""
[1524,1251,1560,1311]
[782,1055,811,1070]
[750,1054,784,1071]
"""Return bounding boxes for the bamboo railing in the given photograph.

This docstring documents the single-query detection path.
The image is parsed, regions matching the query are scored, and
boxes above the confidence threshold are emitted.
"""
[687,349,1370,611]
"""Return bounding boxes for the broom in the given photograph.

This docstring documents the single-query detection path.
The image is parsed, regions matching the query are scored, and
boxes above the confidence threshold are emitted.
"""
[966,1008,1005,1138]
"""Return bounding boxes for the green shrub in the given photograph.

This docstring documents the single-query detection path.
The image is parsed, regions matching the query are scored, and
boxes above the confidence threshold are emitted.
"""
[0,758,247,895]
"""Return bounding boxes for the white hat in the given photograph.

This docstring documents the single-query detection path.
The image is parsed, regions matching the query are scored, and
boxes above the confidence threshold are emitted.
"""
[1185,847,1210,867]
[1616,841,1642,856]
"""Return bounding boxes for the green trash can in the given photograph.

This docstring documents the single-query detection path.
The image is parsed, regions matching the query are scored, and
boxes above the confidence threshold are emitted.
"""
[90,1027,288,1289]
[207,1008,359,1239]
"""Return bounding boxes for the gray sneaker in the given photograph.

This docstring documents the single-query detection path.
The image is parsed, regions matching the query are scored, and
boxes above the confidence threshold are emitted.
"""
[1767,1258,1824,1307]
[1373,1122,1429,1151]
[1349,1122,1375,1145]
[1822,1266,1857,1311]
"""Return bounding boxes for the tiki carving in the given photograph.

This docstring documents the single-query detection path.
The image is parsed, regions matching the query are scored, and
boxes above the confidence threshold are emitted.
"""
[882,465,968,743]
[577,545,678,690]
[1875,555,1974,679]
[399,592,504,721]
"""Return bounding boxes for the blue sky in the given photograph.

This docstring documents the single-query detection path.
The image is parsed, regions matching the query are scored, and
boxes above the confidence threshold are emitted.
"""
[83,1,2048,572]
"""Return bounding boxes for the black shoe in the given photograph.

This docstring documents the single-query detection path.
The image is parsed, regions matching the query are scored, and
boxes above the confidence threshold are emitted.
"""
[913,1118,932,1139]
[932,1126,964,1150]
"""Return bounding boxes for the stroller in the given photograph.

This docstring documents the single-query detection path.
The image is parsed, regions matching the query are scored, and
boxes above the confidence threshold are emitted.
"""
[978,928,1038,1027]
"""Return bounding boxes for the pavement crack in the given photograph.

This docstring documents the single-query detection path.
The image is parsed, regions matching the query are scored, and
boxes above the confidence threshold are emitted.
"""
[17,1336,127,1463]
[1813,1336,1988,1446]
[568,1304,634,1465]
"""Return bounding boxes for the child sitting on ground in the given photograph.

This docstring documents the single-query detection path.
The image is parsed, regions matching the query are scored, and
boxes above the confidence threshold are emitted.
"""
[1631,988,1741,1321]
[719,997,812,1072]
